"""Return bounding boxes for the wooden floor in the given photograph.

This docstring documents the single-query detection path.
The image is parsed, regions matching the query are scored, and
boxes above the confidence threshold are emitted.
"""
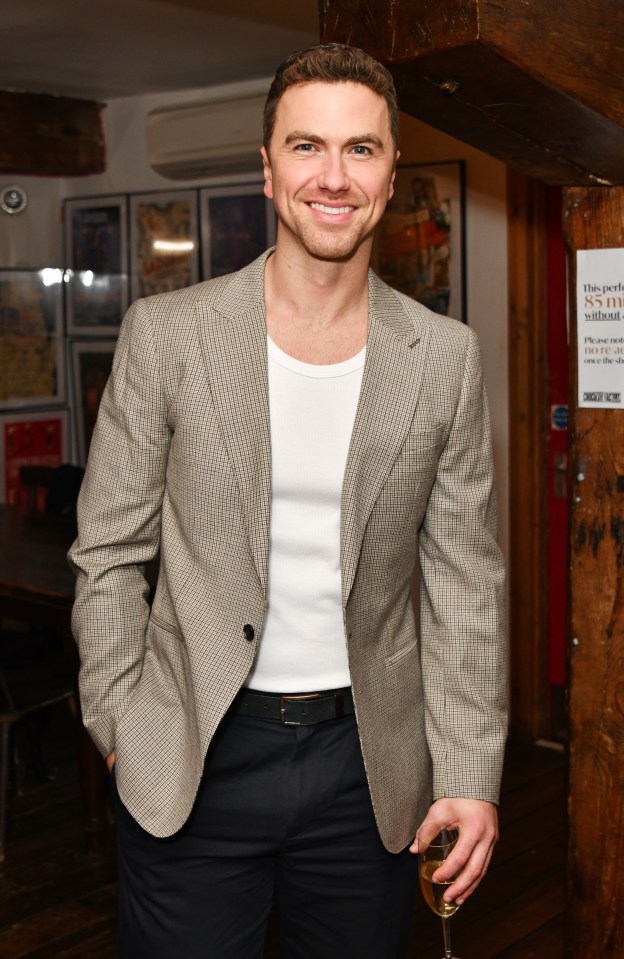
[0,710,566,959]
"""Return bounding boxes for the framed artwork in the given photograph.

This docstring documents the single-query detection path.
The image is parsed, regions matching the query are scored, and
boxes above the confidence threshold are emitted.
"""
[373,161,466,323]
[70,339,116,466]
[200,184,276,279]
[64,195,129,335]
[130,190,199,301]
[0,268,65,409]
[0,409,69,509]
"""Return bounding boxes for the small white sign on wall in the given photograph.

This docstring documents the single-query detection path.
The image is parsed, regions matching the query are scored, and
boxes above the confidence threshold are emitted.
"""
[577,248,624,409]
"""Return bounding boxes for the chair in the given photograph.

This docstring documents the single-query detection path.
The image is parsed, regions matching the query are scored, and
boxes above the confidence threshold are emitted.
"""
[0,663,76,862]
[1,463,83,860]
[19,463,84,516]
[18,465,56,514]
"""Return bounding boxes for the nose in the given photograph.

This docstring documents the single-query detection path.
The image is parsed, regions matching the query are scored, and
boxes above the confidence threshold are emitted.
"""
[317,150,350,193]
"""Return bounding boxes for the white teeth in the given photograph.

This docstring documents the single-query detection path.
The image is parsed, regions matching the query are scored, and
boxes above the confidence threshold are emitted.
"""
[309,202,355,215]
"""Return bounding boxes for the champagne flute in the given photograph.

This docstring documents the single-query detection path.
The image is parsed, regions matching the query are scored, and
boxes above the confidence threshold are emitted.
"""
[417,822,461,959]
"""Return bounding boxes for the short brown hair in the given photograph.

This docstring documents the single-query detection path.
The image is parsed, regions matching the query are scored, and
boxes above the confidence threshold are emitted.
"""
[263,43,399,151]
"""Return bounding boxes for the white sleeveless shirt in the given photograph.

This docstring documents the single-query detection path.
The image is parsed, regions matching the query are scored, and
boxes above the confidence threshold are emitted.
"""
[244,336,366,692]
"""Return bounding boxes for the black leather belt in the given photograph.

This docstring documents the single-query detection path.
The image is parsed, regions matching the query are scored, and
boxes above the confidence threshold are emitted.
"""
[235,687,354,726]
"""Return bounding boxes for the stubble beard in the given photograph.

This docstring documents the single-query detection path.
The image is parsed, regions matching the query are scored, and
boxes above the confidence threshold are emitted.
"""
[286,209,374,263]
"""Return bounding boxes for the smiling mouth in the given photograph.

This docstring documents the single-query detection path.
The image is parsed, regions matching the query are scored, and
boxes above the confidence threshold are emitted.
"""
[308,202,356,216]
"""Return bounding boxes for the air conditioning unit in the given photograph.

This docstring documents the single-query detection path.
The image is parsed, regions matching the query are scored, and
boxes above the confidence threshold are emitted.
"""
[147,94,266,180]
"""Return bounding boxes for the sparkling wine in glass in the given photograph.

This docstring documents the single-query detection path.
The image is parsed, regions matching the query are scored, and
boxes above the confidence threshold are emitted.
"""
[417,823,461,959]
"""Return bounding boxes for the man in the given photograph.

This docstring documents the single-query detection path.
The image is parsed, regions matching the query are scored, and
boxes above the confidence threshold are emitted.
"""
[69,43,507,959]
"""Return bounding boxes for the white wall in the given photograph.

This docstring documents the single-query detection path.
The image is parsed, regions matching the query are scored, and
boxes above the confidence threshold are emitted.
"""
[0,89,509,563]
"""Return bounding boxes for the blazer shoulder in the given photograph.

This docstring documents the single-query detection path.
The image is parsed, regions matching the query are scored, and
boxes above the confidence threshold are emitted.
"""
[370,270,475,350]
[133,249,270,333]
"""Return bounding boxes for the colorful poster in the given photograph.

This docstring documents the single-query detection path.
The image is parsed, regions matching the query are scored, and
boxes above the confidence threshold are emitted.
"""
[373,162,466,322]
[200,185,275,279]
[0,411,69,510]
[0,269,65,408]
[130,191,199,301]
[71,340,115,465]
[65,196,129,335]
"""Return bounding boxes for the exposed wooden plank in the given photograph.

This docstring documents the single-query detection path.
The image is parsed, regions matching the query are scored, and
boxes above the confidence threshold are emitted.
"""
[481,0,624,129]
[488,916,564,959]
[506,171,548,739]
[320,0,624,184]
[562,185,624,959]
[0,91,105,177]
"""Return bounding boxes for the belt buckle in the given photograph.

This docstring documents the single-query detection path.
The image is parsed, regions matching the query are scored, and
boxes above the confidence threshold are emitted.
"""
[279,692,320,726]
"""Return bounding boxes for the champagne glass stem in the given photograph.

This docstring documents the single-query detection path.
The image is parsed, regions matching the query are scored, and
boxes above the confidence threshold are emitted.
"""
[441,916,453,959]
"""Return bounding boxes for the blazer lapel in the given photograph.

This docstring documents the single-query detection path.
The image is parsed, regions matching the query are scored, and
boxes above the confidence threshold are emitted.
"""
[197,256,272,593]
[340,273,430,605]
[195,255,430,603]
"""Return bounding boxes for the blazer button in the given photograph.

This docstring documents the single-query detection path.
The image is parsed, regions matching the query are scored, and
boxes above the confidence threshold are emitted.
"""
[243,624,255,642]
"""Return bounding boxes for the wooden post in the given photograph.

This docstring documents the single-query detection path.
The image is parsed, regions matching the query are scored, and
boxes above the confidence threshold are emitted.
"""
[507,171,548,740]
[563,185,624,958]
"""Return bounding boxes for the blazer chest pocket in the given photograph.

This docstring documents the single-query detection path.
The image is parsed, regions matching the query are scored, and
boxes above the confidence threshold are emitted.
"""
[401,426,445,456]
[389,427,445,482]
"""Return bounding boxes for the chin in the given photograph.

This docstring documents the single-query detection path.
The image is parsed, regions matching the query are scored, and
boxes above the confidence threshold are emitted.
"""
[300,230,366,263]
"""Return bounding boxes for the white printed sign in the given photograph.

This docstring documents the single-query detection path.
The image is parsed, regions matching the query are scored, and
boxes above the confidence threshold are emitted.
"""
[577,248,624,408]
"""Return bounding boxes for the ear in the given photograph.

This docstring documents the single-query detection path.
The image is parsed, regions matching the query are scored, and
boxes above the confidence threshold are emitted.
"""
[388,150,400,202]
[261,146,273,200]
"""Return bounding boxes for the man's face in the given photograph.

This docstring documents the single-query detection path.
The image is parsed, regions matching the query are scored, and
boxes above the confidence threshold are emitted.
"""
[262,81,398,263]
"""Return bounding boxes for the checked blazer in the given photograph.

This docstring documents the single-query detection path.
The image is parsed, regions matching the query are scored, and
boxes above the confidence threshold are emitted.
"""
[69,249,507,854]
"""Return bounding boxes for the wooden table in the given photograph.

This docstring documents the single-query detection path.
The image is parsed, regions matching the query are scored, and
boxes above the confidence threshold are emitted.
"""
[0,505,107,850]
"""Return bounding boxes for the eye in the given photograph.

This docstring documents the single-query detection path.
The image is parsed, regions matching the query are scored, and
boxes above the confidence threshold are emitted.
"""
[351,145,372,156]
[294,143,316,153]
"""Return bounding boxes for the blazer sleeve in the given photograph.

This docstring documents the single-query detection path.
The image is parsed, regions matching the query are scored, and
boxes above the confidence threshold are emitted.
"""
[68,298,171,757]
[418,327,508,803]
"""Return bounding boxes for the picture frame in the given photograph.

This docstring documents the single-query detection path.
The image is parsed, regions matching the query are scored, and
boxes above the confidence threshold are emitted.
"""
[64,195,129,335]
[200,184,276,280]
[0,408,69,509]
[70,339,116,466]
[0,268,66,409]
[373,161,466,323]
[130,190,199,301]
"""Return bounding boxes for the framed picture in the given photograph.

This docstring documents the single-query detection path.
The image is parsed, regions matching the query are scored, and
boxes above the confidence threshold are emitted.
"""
[130,190,199,301]
[0,268,65,409]
[64,195,129,335]
[373,161,466,322]
[0,409,69,509]
[70,339,116,466]
[200,184,276,279]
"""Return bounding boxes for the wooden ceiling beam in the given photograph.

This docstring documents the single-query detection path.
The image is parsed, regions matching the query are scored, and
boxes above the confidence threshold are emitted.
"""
[320,0,624,185]
[0,91,105,177]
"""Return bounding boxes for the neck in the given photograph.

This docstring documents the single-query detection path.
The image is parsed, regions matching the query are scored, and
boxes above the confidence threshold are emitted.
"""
[264,243,371,364]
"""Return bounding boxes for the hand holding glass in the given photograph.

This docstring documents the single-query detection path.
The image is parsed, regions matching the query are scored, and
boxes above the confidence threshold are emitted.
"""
[417,822,461,959]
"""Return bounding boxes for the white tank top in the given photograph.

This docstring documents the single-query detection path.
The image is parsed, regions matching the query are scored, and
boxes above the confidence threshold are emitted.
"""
[244,335,366,692]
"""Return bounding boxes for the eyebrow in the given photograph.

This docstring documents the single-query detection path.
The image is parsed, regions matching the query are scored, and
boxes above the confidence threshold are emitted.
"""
[284,131,385,149]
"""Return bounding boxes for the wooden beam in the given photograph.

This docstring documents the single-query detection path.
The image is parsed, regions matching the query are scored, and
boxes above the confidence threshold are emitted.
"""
[563,184,624,958]
[320,0,624,185]
[507,171,548,739]
[0,91,105,177]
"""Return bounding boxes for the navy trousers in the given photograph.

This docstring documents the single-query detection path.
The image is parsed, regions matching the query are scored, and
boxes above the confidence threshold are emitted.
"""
[114,702,420,958]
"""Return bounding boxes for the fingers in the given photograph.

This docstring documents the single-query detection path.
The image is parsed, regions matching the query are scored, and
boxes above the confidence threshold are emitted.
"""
[441,831,495,904]
[411,798,499,904]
